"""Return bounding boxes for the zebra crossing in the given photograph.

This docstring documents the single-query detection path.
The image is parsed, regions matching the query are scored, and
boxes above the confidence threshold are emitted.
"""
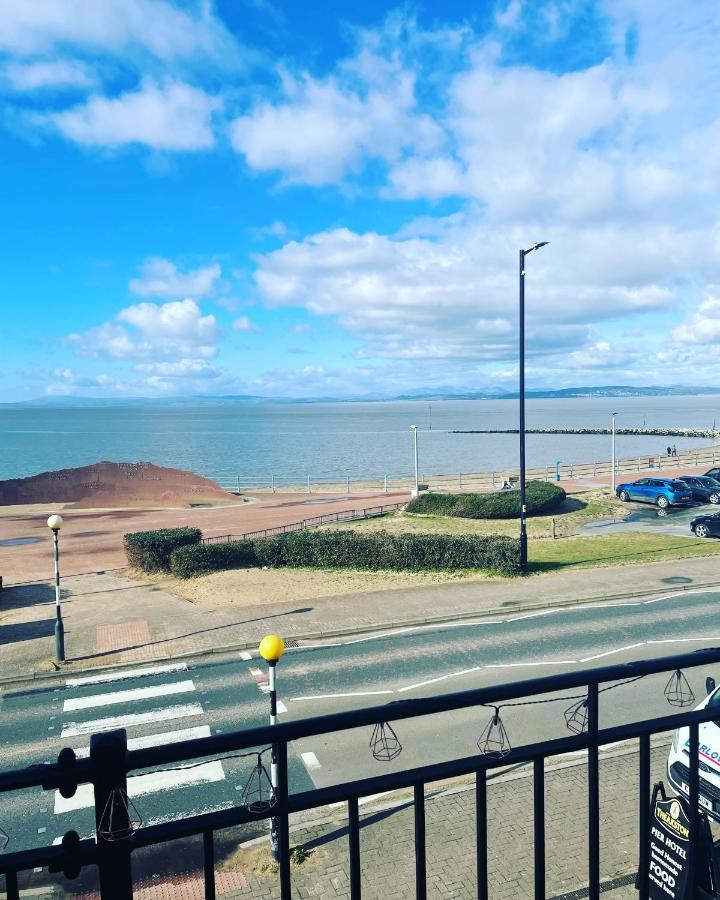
[50,660,232,834]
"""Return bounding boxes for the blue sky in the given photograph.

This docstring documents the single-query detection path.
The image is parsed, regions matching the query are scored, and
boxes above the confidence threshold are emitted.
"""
[1,0,719,401]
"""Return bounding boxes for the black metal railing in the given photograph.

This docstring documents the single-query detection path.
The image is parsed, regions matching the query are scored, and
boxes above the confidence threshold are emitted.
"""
[201,501,406,543]
[2,647,720,899]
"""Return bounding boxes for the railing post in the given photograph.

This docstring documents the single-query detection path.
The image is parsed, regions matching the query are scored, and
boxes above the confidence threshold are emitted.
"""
[533,758,545,899]
[476,769,488,900]
[348,796,361,899]
[91,729,133,900]
[307,474,311,494]
[236,474,240,493]
[414,784,426,900]
[271,475,275,493]
[384,474,388,493]
[637,734,650,900]
[346,475,350,494]
[587,683,600,900]
[276,741,291,899]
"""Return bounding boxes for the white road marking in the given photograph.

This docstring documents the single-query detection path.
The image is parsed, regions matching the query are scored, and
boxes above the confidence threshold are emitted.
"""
[65,663,188,688]
[276,701,288,714]
[505,609,562,622]
[54,761,225,814]
[63,680,195,712]
[61,703,205,737]
[240,651,253,661]
[290,690,394,702]
[73,725,212,758]
[301,751,321,770]
[398,667,482,693]
[579,643,644,663]
[485,660,578,668]
[642,588,717,605]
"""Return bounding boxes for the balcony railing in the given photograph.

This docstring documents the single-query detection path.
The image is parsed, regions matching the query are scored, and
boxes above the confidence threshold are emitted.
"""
[1,647,720,899]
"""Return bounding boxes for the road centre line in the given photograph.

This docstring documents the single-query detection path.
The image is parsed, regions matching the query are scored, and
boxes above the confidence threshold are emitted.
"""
[579,643,645,663]
[398,667,482,693]
[290,690,394,702]
[65,662,188,688]
[63,680,195,712]
[54,760,225,814]
[61,703,205,738]
[73,725,212,758]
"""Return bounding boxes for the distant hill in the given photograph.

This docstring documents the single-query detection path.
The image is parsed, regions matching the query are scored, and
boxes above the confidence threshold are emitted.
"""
[2,385,720,408]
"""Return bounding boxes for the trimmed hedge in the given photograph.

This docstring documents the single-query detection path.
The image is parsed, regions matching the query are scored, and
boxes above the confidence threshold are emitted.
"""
[406,481,566,520]
[168,529,521,577]
[124,527,202,573]
[169,540,256,578]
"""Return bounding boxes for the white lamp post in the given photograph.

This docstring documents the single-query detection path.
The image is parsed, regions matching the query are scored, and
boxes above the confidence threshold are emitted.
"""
[611,413,618,493]
[47,514,65,663]
[410,425,419,497]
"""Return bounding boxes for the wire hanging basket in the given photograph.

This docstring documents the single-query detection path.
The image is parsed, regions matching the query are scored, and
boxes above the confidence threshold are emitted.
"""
[240,753,276,813]
[664,669,695,708]
[370,722,402,762]
[98,788,143,842]
[564,697,589,734]
[0,826,8,853]
[477,707,511,759]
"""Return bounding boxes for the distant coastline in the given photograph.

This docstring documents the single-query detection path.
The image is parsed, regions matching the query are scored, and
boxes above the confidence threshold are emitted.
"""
[3,385,720,408]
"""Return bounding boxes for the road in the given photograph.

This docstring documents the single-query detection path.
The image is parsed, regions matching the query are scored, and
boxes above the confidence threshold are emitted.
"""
[1,586,720,859]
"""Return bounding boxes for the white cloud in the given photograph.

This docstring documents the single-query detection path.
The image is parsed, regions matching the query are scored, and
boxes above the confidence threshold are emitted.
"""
[129,257,222,299]
[3,59,94,91]
[229,60,442,184]
[69,298,221,359]
[671,294,720,345]
[48,79,220,150]
[0,0,235,62]
[232,315,261,333]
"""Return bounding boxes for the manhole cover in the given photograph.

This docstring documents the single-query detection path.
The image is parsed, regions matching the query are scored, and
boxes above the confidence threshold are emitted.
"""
[0,536,42,547]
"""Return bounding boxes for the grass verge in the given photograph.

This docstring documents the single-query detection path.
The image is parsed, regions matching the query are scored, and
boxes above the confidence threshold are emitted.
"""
[529,532,720,571]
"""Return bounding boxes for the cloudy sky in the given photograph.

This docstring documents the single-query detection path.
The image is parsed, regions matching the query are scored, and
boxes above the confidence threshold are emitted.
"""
[1,0,719,401]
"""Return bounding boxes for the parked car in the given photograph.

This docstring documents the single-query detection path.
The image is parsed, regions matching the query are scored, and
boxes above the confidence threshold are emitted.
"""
[615,477,693,508]
[676,476,720,504]
[691,512,720,538]
[668,676,720,821]
[705,467,720,481]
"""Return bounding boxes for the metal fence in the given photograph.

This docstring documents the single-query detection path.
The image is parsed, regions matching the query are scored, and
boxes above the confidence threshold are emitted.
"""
[201,501,406,544]
[2,646,720,899]
[205,442,720,496]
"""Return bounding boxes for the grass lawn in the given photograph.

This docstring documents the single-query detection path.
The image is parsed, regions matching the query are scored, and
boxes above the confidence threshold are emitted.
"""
[332,490,628,540]
[528,532,720,571]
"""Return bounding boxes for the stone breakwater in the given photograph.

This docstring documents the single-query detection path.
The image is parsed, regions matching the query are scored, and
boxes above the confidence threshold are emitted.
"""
[451,427,720,437]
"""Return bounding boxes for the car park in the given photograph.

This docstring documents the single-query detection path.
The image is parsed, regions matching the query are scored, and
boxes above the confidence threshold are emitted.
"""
[615,477,693,508]
[668,676,720,821]
[676,475,720,504]
[690,511,720,538]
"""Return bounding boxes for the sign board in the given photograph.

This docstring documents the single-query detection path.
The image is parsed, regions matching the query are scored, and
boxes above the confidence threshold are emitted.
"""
[643,782,715,899]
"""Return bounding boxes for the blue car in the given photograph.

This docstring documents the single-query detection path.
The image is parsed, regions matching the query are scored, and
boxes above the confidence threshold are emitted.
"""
[615,477,693,508]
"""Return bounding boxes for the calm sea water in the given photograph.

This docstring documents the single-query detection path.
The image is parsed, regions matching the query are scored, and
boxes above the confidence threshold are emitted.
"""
[0,396,719,484]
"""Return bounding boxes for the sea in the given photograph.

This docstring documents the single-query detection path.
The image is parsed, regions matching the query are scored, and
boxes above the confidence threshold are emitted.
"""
[1,396,719,487]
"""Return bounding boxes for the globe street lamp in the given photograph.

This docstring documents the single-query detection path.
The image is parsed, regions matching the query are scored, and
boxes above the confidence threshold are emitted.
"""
[611,412,618,493]
[519,241,549,571]
[47,514,65,663]
[258,633,286,861]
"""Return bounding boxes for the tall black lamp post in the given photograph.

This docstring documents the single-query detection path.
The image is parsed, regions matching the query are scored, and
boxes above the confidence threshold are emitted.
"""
[47,514,65,663]
[519,242,548,571]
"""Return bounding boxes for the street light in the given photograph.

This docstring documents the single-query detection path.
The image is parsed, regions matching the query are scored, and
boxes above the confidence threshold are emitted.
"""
[410,425,419,497]
[258,633,285,862]
[519,241,549,572]
[47,514,65,663]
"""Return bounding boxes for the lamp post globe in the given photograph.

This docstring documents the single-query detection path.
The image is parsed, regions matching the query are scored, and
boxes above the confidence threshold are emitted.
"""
[47,513,65,663]
[259,634,285,664]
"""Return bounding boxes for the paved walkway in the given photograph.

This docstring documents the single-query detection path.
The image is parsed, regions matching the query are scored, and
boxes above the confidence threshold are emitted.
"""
[2,552,720,682]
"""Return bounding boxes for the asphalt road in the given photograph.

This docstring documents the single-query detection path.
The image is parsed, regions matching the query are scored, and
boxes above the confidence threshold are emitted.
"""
[2,586,720,858]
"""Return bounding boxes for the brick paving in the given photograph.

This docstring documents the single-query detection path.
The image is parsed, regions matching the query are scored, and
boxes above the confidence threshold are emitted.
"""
[95,620,167,663]
[213,743,676,899]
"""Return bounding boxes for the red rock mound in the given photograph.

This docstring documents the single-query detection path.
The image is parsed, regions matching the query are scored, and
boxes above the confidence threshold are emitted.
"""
[0,461,235,508]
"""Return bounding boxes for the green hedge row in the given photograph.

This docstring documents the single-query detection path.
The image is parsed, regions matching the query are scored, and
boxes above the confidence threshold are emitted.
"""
[168,529,521,578]
[123,527,202,573]
[406,481,566,519]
